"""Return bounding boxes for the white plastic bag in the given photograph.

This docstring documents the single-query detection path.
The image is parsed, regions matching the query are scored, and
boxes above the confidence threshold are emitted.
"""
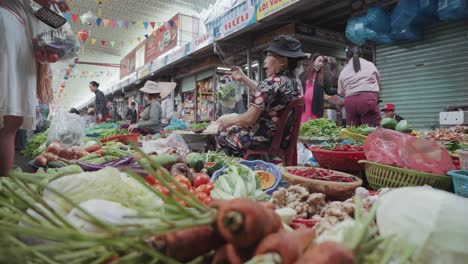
[47,112,86,147]
[142,133,190,156]
[297,143,313,166]
[217,76,242,109]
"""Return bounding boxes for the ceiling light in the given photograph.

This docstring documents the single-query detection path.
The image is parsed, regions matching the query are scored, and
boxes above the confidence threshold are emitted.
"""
[217,67,231,71]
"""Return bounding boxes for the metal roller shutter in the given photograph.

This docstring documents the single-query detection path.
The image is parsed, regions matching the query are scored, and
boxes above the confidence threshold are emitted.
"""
[376,21,468,129]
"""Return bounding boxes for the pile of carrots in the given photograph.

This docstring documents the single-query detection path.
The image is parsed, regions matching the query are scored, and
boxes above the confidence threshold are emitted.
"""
[149,198,357,263]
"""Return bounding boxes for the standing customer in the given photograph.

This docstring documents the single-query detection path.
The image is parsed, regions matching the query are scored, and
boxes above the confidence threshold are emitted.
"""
[89,81,110,123]
[299,53,331,122]
[160,82,176,126]
[0,0,68,176]
[338,44,381,127]
[125,102,138,124]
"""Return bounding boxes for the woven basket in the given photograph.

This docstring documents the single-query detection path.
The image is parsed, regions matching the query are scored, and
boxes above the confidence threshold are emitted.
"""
[341,129,368,142]
[359,160,453,191]
[281,166,363,201]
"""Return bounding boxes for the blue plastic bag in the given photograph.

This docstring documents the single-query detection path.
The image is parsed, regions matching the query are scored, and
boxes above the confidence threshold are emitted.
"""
[391,0,420,29]
[438,0,468,21]
[366,7,391,33]
[390,24,424,41]
[345,16,367,46]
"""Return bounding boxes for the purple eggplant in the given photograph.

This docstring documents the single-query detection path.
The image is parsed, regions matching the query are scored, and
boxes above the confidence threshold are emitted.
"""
[75,160,105,171]
[103,156,134,167]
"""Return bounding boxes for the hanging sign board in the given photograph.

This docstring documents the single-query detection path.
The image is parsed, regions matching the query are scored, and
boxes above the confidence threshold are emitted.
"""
[256,0,300,21]
[145,14,180,64]
[166,46,186,65]
[214,2,256,39]
[187,33,214,55]
[137,64,150,80]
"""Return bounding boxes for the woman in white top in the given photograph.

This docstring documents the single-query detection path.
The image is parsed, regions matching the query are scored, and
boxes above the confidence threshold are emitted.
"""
[0,0,69,175]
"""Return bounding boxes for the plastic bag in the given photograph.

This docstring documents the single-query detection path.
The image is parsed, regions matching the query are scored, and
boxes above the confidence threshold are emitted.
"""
[345,16,367,46]
[364,128,455,175]
[438,0,468,21]
[47,112,86,147]
[217,76,242,109]
[297,143,312,166]
[164,118,188,131]
[366,7,390,33]
[35,24,81,63]
[141,133,190,156]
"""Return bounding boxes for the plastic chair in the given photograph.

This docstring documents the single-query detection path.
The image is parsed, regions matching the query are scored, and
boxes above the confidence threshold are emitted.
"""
[244,97,304,166]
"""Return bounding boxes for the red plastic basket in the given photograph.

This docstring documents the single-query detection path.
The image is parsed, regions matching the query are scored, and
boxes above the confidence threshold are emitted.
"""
[310,147,366,172]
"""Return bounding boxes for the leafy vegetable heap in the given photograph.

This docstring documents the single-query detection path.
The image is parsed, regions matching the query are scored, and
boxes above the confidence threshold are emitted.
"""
[300,118,342,138]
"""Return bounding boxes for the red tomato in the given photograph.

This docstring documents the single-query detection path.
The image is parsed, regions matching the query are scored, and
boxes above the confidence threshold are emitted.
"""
[193,173,210,187]
[145,175,158,185]
[194,191,208,201]
[203,182,214,195]
[154,185,169,196]
[174,175,192,188]
[202,196,213,205]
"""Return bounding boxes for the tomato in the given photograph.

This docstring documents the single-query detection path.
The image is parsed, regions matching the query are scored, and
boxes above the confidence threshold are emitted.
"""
[154,185,169,196]
[194,191,208,201]
[203,182,214,196]
[193,173,210,187]
[174,175,192,188]
[145,175,158,185]
[202,196,213,205]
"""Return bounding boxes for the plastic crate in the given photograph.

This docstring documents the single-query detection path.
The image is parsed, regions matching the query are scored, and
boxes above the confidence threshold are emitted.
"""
[310,147,365,172]
[359,160,453,191]
[457,149,468,170]
[211,160,282,194]
[341,128,368,143]
[448,170,468,197]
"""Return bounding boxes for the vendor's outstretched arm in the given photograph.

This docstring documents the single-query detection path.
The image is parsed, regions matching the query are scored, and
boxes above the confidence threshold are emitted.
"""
[229,66,258,93]
[220,106,262,129]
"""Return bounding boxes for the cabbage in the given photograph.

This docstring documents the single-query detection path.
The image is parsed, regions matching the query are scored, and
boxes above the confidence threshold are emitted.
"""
[380,118,398,129]
[66,199,159,233]
[377,187,468,264]
[43,167,163,213]
[395,120,412,133]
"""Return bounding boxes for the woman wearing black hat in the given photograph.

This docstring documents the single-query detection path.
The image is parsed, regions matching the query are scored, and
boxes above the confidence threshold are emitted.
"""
[217,35,305,156]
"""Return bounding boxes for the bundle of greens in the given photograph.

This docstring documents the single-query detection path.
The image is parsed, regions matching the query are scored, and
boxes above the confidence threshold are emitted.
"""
[345,125,376,136]
[24,131,48,159]
[191,122,211,131]
[299,118,342,138]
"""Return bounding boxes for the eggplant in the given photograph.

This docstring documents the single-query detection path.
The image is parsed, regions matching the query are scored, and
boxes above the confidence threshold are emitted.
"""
[75,160,105,171]
[104,156,134,167]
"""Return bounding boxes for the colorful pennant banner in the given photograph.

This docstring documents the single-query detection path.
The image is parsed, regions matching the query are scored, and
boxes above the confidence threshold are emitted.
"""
[64,13,165,30]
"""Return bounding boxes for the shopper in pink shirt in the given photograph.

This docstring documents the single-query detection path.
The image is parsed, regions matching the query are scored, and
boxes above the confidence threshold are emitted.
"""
[338,44,381,127]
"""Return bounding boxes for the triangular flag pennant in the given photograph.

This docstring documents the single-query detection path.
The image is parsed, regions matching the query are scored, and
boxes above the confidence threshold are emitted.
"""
[157,22,162,28]
[96,18,102,27]
[169,20,175,28]
[110,41,116,47]
[143,21,149,29]
[91,38,97,45]
[128,40,134,45]
[102,19,110,27]
[124,20,129,29]
[80,14,86,24]
[150,22,156,29]
[101,40,106,46]
[111,19,116,28]
[136,21,143,28]
[63,13,71,22]
[131,21,137,28]
[137,37,141,42]
[71,13,79,23]
[117,20,123,28]
[144,34,149,39]
[152,31,157,36]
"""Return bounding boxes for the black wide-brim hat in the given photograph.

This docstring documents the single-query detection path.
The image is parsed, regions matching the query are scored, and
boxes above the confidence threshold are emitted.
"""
[263,35,307,59]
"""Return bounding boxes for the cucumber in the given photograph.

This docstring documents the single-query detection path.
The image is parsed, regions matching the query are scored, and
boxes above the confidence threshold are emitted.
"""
[207,161,226,177]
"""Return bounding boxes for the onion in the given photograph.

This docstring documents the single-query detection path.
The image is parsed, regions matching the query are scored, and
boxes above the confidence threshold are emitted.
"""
[34,155,48,167]
[47,141,64,155]
[43,152,58,162]
[75,150,89,159]
[58,148,74,160]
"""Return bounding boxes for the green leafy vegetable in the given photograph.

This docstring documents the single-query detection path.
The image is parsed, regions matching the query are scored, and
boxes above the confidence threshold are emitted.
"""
[211,164,269,201]
[24,131,48,159]
[346,125,376,136]
[299,118,342,138]
[191,122,211,130]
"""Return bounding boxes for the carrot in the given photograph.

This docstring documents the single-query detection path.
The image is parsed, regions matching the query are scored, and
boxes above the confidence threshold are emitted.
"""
[294,241,356,264]
[211,244,253,264]
[84,143,101,153]
[213,198,282,249]
[150,225,225,262]
[254,228,316,263]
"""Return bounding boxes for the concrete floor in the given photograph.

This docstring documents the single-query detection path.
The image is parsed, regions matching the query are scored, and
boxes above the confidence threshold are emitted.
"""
[14,150,34,173]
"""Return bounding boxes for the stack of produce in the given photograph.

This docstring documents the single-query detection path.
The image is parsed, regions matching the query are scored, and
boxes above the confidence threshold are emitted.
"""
[300,118,342,138]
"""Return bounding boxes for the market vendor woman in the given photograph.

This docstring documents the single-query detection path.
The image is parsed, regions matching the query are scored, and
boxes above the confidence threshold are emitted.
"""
[121,81,175,135]
[217,35,305,156]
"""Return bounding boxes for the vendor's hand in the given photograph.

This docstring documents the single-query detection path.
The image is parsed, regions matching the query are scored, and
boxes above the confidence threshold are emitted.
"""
[228,66,247,82]
[128,124,138,133]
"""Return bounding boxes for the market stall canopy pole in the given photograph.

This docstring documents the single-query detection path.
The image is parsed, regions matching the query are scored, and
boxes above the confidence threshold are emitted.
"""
[77,61,120,68]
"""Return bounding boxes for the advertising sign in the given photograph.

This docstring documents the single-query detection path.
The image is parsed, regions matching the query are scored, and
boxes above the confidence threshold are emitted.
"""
[187,33,213,55]
[215,1,256,39]
[256,0,300,21]
[144,14,180,64]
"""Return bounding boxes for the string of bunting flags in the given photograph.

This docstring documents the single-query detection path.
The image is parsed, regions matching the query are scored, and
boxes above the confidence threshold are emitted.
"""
[63,13,164,30]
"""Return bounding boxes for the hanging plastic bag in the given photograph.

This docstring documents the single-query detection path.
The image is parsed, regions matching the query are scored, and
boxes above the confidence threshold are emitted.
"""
[366,7,391,33]
[363,128,455,175]
[438,0,468,21]
[217,76,242,109]
[35,23,81,63]
[47,111,86,147]
[141,133,190,156]
[345,16,367,46]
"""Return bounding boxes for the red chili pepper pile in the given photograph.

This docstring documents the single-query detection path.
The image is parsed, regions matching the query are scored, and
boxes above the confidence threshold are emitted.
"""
[311,144,364,152]
[287,168,355,182]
